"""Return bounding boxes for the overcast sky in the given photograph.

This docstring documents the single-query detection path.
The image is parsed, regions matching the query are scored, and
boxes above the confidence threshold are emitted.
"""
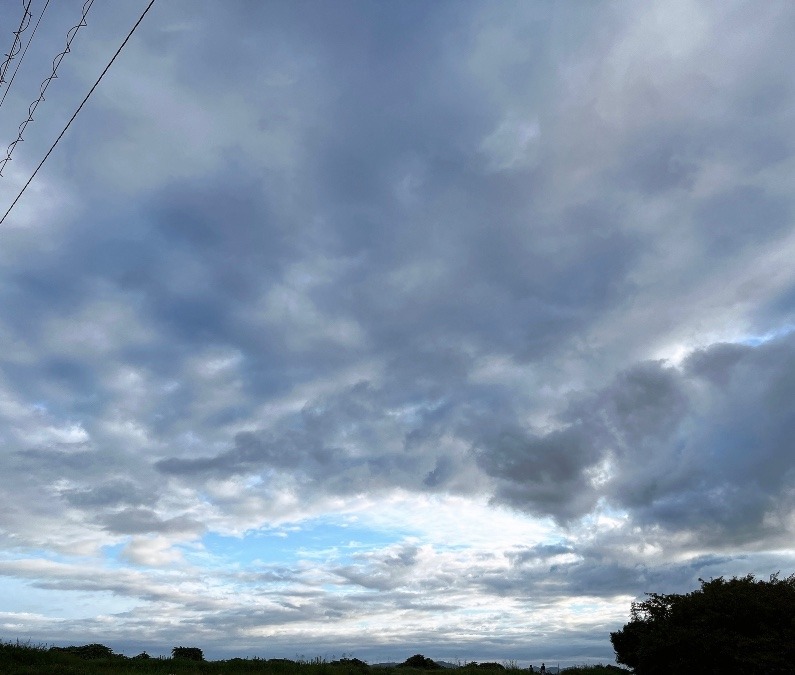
[0,0,794,666]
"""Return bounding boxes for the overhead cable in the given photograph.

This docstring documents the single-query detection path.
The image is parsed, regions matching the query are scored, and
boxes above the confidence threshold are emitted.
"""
[0,0,95,176]
[0,0,34,87]
[0,0,158,226]
[0,0,53,112]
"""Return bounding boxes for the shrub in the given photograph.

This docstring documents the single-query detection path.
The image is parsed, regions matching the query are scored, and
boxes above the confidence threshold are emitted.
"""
[399,654,443,669]
[172,645,205,661]
[0,640,50,666]
[331,657,370,671]
[49,643,115,660]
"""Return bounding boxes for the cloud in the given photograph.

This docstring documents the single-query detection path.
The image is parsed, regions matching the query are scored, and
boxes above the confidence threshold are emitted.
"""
[144,330,795,542]
[472,334,795,542]
[0,0,794,664]
[120,536,185,567]
[333,543,420,591]
[62,479,148,508]
[100,509,205,536]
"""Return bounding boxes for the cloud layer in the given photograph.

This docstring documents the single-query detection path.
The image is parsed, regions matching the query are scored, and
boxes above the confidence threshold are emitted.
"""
[0,0,794,665]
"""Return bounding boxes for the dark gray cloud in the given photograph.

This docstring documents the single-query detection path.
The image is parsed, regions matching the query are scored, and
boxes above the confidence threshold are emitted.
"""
[100,509,204,536]
[62,479,148,508]
[475,425,604,521]
[473,334,795,538]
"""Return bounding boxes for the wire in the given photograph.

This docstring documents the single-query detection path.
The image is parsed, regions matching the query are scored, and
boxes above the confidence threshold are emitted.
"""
[0,0,95,176]
[0,0,34,87]
[0,0,158,226]
[0,0,53,111]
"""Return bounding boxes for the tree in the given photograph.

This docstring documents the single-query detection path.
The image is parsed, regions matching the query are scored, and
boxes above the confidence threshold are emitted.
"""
[330,657,370,671]
[610,574,795,674]
[399,654,443,669]
[172,646,204,661]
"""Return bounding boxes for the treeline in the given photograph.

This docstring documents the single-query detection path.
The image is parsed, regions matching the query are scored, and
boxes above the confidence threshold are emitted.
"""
[0,642,621,675]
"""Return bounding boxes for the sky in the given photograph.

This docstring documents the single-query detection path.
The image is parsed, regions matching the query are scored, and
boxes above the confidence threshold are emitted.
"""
[0,0,794,666]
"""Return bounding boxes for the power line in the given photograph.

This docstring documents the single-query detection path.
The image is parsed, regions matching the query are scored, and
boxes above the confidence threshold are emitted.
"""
[0,0,34,87]
[0,0,158,226]
[0,0,53,112]
[0,0,95,176]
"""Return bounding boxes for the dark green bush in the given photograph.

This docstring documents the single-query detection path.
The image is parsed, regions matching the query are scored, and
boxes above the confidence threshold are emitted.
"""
[0,640,50,666]
[399,654,443,670]
[49,643,116,659]
[172,645,204,661]
[330,657,370,671]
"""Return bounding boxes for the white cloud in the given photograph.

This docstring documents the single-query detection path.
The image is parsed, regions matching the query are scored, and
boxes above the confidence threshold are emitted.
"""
[121,536,186,567]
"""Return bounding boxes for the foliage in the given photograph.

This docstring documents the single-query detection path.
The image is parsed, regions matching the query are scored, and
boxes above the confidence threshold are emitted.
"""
[0,640,50,667]
[0,644,621,675]
[610,573,795,674]
[460,663,506,671]
[330,657,371,672]
[172,645,205,661]
[398,654,443,670]
[49,642,118,659]
[264,657,301,670]
[560,666,627,675]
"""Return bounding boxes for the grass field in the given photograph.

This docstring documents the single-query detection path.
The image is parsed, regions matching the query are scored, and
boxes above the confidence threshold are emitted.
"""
[0,641,625,675]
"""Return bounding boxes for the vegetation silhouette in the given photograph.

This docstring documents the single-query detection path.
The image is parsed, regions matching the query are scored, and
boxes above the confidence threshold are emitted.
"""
[463,663,506,670]
[610,573,795,674]
[48,642,115,660]
[172,645,205,661]
[0,641,623,674]
[399,654,443,670]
